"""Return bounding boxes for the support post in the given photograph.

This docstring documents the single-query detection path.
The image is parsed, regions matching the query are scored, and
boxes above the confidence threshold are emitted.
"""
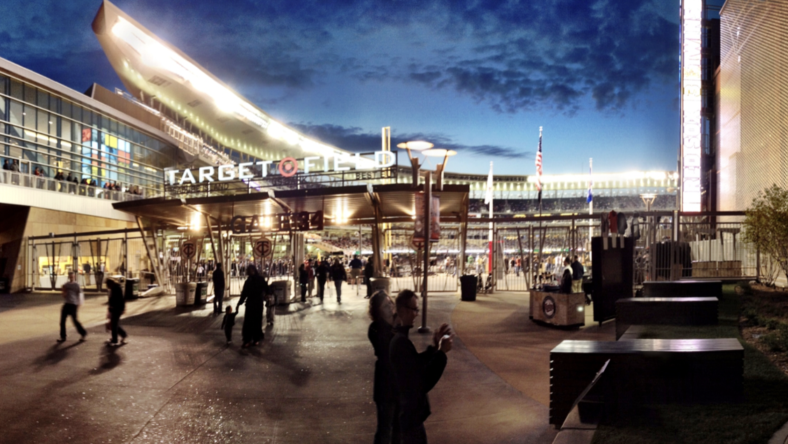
[419,171,432,334]
[136,216,163,288]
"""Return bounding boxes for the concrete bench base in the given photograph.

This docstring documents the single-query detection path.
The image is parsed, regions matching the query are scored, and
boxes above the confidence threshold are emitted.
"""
[549,338,743,426]
[642,280,722,298]
[615,297,718,339]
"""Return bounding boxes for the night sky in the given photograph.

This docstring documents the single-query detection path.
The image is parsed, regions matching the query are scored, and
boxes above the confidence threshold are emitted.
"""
[1,0,682,175]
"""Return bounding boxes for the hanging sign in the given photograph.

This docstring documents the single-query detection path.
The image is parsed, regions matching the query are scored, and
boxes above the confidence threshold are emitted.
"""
[254,237,273,259]
[181,240,197,260]
[231,211,324,234]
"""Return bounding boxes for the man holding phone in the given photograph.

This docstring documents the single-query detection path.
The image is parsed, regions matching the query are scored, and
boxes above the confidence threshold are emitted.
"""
[390,290,453,444]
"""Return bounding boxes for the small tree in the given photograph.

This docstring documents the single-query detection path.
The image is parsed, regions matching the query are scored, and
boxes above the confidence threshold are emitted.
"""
[742,184,788,284]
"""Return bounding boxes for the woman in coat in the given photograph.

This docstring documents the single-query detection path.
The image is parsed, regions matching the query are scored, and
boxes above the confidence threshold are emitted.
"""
[105,278,127,345]
[367,291,399,444]
[237,264,267,347]
[298,263,309,302]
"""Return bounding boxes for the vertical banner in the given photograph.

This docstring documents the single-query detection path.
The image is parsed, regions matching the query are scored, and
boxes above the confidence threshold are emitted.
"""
[414,193,425,243]
[430,196,440,241]
[681,0,702,212]
[414,194,440,242]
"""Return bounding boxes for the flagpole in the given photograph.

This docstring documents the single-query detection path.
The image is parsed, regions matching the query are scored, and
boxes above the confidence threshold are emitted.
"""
[488,162,494,277]
[588,158,593,262]
[536,127,544,287]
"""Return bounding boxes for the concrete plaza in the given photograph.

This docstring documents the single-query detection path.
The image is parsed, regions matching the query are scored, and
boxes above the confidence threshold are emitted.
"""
[0,286,614,444]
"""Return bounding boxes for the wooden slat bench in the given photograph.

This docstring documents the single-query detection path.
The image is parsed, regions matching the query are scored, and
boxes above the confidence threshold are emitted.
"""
[549,338,743,426]
[615,297,718,339]
[642,280,722,298]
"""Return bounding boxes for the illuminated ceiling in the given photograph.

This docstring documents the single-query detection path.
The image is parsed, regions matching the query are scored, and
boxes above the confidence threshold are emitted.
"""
[92,0,354,163]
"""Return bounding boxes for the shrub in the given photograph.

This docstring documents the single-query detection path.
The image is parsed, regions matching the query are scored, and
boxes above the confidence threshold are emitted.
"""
[761,332,784,351]
[766,318,779,330]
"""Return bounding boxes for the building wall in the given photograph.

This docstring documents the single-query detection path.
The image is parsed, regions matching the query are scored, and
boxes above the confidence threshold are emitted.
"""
[719,0,788,211]
[4,207,135,293]
[0,66,176,196]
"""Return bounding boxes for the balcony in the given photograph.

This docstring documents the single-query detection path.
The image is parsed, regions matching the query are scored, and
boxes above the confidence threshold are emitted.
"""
[0,170,146,203]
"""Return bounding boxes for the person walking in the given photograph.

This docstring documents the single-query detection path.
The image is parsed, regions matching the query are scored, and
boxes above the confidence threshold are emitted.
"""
[316,259,329,303]
[307,259,315,297]
[212,262,225,315]
[237,264,266,348]
[105,278,127,346]
[330,259,347,304]
[368,291,399,444]
[57,271,86,343]
[349,254,362,285]
[221,306,237,344]
[298,263,309,302]
[364,259,375,299]
[390,290,452,444]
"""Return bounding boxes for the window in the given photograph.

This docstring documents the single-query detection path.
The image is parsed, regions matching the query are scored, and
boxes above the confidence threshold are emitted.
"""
[10,79,23,100]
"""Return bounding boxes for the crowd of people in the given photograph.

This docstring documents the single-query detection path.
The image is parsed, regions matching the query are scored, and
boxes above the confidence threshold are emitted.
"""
[468,195,676,215]
[3,159,144,195]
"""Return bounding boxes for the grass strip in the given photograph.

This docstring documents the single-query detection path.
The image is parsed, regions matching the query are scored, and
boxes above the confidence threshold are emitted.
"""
[591,284,788,444]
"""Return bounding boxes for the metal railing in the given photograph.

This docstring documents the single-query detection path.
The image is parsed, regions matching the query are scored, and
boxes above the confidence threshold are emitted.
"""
[0,170,146,202]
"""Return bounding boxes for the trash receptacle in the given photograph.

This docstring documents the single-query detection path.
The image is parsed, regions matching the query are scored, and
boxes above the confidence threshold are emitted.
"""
[124,278,140,300]
[194,282,208,305]
[369,277,390,296]
[270,280,291,305]
[460,275,477,301]
[175,282,197,306]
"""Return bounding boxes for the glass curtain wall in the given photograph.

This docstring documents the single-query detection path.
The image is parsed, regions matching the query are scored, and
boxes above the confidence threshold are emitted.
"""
[0,73,175,194]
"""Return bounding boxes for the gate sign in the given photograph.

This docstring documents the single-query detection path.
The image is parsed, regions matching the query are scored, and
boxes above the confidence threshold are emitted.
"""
[254,237,273,259]
[181,240,197,260]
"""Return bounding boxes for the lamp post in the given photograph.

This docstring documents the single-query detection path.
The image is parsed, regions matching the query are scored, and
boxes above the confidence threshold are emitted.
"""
[421,148,457,191]
[640,193,656,248]
[397,141,433,186]
[414,148,457,333]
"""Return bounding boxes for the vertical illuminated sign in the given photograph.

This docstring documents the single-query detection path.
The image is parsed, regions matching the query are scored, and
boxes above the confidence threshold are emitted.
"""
[681,0,702,212]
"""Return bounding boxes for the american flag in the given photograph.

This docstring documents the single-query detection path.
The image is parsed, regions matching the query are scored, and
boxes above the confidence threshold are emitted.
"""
[535,127,543,203]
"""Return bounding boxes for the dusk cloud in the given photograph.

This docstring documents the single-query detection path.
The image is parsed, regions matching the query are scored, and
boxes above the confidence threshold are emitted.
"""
[289,123,530,159]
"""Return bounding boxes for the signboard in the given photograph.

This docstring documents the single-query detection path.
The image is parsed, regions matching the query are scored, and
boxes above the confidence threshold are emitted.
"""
[231,211,323,234]
[181,240,197,260]
[680,0,702,212]
[166,151,397,186]
[254,237,273,259]
[413,194,440,243]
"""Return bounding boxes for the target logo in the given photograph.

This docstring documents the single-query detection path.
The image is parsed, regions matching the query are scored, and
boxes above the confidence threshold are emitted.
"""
[278,157,298,177]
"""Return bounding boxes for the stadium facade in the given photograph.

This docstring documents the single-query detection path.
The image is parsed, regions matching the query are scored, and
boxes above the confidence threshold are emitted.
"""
[717,0,788,211]
[0,0,678,293]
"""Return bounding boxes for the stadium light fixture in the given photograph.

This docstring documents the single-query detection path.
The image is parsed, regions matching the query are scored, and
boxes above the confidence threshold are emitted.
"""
[422,148,457,190]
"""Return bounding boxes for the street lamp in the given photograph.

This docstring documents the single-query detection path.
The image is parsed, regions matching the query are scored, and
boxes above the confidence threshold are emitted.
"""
[421,148,457,191]
[397,141,433,186]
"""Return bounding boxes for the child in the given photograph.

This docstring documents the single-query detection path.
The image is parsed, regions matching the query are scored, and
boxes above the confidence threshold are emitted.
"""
[221,306,237,344]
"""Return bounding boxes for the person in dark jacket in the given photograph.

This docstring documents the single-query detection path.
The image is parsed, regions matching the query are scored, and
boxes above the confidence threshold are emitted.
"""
[316,260,330,303]
[570,256,584,293]
[559,257,573,294]
[389,290,452,444]
[236,264,267,348]
[212,262,225,314]
[364,260,375,299]
[330,259,347,304]
[105,278,127,346]
[368,291,399,444]
[298,263,309,302]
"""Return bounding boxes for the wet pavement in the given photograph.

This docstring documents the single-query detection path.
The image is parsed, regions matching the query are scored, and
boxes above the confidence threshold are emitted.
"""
[0,287,572,443]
